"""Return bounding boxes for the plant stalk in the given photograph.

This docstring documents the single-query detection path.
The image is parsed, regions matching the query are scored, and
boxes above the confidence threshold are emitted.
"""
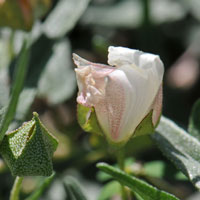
[116,148,128,200]
[10,176,23,200]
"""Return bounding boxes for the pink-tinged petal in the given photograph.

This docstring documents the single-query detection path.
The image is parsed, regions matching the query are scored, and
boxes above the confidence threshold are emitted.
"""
[152,84,163,126]
[73,47,164,144]
[73,54,114,108]
[94,69,129,141]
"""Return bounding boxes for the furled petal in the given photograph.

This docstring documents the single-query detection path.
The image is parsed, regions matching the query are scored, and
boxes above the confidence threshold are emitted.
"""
[108,46,164,83]
[96,47,164,142]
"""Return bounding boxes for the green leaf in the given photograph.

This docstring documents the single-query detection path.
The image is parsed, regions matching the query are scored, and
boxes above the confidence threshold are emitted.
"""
[0,40,29,143]
[0,69,9,108]
[143,160,187,181]
[44,0,91,39]
[150,0,186,24]
[144,161,165,178]
[175,172,188,181]
[134,193,145,200]
[25,172,55,200]
[9,35,54,125]
[24,35,54,88]
[188,99,200,140]
[63,176,87,200]
[9,35,53,88]
[0,112,58,176]
[152,116,200,189]
[97,162,179,200]
[188,0,200,21]
[77,104,103,135]
[38,38,76,104]
[81,0,186,28]
[15,88,37,122]
[81,0,142,28]
[98,181,121,200]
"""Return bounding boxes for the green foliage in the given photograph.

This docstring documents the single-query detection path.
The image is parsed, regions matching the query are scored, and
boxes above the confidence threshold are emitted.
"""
[26,172,55,200]
[97,162,179,200]
[0,0,200,199]
[38,38,76,105]
[77,104,103,135]
[144,161,165,178]
[0,40,29,143]
[152,116,200,189]
[81,0,186,28]
[63,176,87,200]
[144,161,187,180]
[98,181,121,200]
[188,99,200,140]
[10,35,76,111]
[0,112,58,176]
[43,0,91,39]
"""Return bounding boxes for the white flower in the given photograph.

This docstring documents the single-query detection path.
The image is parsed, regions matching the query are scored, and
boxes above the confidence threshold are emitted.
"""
[73,46,164,143]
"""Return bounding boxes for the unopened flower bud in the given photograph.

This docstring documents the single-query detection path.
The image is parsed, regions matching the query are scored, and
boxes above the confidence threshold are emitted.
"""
[73,46,164,144]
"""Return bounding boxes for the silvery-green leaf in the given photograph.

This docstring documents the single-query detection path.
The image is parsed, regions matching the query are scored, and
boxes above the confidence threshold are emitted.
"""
[63,176,87,200]
[150,0,186,24]
[81,0,142,28]
[0,69,9,109]
[188,99,200,140]
[97,162,179,200]
[152,116,200,189]
[187,0,200,21]
[0,41,29,142]
[15,88,37,121]
[38,38,76,104]
[43,0,91,38]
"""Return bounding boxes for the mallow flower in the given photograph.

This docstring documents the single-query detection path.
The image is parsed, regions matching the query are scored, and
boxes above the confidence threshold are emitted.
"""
[73,46,164,144]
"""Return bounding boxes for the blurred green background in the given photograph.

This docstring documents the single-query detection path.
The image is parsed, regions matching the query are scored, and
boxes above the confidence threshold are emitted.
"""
[0,0,200,199]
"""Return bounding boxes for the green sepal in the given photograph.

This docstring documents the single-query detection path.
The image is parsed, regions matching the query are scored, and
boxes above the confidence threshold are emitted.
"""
[133,110,155,138]
[0,112,58,177]
[77,104,103,135]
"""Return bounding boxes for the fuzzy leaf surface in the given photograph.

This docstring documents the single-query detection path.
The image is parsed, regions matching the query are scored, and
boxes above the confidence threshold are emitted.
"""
[152,116,200,189]
[97,162,179,200]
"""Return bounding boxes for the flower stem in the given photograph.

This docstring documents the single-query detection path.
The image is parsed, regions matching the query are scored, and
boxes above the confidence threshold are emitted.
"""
[10,176,23,200]
[116,148,128,200]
